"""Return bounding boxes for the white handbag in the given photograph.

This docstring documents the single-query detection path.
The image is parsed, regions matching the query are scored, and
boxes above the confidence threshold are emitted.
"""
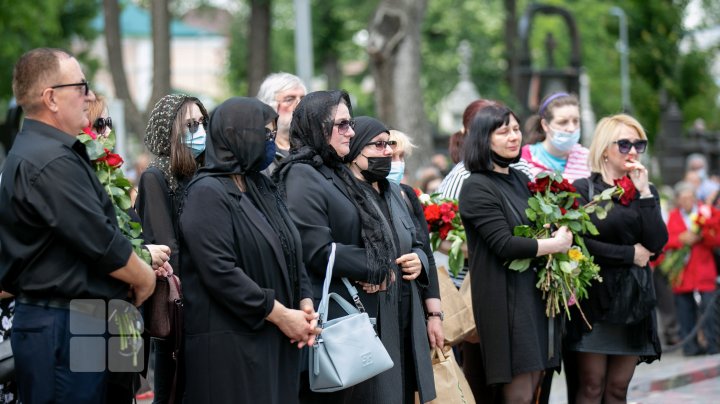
[309,243,394,392]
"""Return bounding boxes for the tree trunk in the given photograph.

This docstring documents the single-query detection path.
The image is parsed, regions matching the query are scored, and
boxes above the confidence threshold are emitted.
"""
[504,0,519,104]
[103,0,144,139]
[146,0,172,114]
[247,0,271,96]
[368,0,432,184]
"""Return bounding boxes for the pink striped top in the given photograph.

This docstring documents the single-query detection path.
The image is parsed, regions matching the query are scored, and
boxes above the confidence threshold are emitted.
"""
[521,143,591,183]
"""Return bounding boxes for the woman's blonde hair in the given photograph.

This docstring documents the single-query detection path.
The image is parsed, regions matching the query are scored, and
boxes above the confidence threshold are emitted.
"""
[87,94,107,127]
[588,113,648,174]
[388,129,417,159]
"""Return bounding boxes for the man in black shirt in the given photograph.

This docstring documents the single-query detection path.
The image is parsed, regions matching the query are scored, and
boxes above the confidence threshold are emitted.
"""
[0,48,156,403]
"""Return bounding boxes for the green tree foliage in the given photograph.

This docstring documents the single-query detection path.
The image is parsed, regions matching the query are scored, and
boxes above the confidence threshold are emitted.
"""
[0,0,99,105]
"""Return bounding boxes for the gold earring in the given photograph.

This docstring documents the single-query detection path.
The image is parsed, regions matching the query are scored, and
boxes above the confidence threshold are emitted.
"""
[603,155,608,162]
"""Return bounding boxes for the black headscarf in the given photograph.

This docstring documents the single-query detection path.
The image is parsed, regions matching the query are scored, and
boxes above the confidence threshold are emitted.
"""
[193,97,304,304]
[345,116,390,163]
[273,91,396,286]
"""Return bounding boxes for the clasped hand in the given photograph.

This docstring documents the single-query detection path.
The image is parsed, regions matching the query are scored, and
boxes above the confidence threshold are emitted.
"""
[273,298,321,349]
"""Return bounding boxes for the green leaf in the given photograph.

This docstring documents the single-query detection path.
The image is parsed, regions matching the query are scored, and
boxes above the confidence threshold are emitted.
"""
[528,197,540,211]
[514,225,533,238]
[595,207,607,220]
[508,258,532,272]
[526,208,537,222]
[568,221,583,232]
[585,221,599,235]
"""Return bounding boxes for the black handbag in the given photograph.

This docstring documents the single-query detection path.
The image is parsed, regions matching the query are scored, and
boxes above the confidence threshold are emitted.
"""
[586,180,656,325]
[0,339,14,384]
[604,265,656,324]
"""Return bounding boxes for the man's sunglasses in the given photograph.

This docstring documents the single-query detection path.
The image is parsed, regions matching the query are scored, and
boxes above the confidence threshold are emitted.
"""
[365,140,398,151]
[46,81,90,96]
[613,139,648,154]
[93,117,112,134]
[333,119,355,135]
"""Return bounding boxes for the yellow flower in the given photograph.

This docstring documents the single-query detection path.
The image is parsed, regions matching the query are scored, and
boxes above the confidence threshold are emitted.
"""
[568,247,584,262]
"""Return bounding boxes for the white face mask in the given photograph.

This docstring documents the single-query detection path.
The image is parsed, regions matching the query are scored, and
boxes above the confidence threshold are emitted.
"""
[387,161,405,184]
[549,128,581,152]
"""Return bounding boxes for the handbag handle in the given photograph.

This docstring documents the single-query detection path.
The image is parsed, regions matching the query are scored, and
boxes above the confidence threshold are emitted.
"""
[318,243,338,325]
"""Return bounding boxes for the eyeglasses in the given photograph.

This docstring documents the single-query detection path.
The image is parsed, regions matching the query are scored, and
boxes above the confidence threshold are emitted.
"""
[47,81,90,96]
[278,95,302,107]
[186,118,205,134]
[613,139,648,154]
[365,140,398,151]
[265,128,277,141]
[333,119,355,135]
[93,117,112,134]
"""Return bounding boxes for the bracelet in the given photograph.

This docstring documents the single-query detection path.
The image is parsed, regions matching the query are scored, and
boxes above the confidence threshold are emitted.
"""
[426,311,444,321]
[639,193,653,199]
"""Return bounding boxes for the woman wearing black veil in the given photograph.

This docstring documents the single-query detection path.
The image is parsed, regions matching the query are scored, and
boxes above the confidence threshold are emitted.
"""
[274,91,435,403]
[179,97,318,403]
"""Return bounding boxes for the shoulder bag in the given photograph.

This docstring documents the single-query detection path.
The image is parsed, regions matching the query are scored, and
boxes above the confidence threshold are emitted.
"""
[309,243,394,392]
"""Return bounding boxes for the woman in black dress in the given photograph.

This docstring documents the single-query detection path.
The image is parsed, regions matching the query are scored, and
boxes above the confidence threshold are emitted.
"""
[137,93,209,403]
[458,104,573,403]
[274,94,435,403]
[568,114,667,403]
[179,97,318,403]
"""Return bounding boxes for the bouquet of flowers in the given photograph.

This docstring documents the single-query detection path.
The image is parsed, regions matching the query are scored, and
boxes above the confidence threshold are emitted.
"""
[78,129,151,265]
[659,205,720,286]
[417,191,466,277]
[509,172,621,327]
[78,128,148,366]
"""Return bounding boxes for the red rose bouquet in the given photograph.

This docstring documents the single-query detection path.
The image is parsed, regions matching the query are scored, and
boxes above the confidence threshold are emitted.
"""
[418,190,466,276]
[78,129,150,265]
[509,172,622,327]
[660,205,720,285]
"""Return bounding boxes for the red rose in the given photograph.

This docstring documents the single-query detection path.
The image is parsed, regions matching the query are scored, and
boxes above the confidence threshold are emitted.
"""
[414,188,422,197]
[571,198,579,209]
[560,207,567,215]
[96,148,124,169]
[529,176,551,194]
[439,223,453,240]
[82,126,98,140]
[424,204,441,223]
[613,176,637,206]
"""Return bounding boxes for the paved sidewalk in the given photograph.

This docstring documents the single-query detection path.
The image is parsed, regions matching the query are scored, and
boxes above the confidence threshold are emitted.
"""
[549,350,720,403]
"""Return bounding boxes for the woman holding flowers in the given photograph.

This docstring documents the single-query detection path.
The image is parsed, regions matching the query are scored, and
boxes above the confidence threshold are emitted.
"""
[663,181,720,356]
[568,114,668,403]
[459,104,573,403]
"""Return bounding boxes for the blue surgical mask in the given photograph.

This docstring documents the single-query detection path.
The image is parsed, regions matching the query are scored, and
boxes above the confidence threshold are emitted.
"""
[387,161,405,184]
[185,126,206,158]
[259,140,276,171]
[549,128,580,153]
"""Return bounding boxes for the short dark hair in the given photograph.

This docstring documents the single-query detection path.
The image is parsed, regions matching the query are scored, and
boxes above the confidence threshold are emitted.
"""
[12,48,71,114]
[463,104,519,173]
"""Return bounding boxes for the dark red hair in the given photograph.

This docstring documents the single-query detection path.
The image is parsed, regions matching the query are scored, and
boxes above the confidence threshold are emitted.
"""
[449,99,502,163]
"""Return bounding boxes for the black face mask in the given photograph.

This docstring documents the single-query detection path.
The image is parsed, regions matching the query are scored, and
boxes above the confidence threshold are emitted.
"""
[359,156,392,183]
[491,151,520,168]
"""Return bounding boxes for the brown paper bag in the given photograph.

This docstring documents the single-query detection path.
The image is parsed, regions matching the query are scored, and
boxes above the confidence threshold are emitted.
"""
[437,266,475,346]
[459,272,480,343]
[422,346,476,404]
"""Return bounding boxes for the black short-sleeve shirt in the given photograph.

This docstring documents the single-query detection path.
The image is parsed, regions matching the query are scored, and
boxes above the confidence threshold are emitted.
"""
[0,119,132,299]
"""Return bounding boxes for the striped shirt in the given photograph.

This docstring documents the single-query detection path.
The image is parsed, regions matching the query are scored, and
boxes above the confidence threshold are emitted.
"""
[521,143,590,183]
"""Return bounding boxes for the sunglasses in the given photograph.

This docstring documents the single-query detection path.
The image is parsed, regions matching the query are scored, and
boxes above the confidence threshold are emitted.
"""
[186,118,205,134]
[47,80,90,96]
[613,139,648,154]
[365,140,398,151]
[265,128,277,141]
[333,119,355,135]
[93,117,113,134]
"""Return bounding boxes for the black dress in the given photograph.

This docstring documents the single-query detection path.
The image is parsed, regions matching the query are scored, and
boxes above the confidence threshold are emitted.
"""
[459,168,561,385]
[179,176,313,404]
[567,173,667,361]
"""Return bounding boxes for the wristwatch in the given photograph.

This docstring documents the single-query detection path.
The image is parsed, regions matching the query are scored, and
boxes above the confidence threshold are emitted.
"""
[426,311,444,321]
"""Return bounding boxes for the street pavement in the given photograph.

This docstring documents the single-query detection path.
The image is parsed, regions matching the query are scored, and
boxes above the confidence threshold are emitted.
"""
[549,350,720,403]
